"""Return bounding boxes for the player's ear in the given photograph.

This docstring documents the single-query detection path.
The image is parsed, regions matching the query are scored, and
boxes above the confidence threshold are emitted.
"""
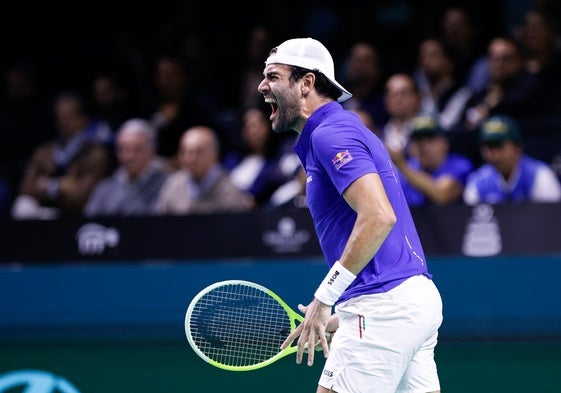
[301,72,316,97]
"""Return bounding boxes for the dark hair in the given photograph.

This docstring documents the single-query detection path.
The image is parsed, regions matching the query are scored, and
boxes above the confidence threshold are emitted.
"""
[289,66,341,101]
[489,35,523,57]
[53,90,92,116]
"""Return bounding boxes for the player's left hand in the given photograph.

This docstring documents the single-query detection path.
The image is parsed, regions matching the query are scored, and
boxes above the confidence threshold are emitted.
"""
[280,298,332,366]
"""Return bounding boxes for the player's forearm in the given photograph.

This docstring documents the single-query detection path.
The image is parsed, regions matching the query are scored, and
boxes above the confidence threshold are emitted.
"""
[339,208,395,274]
[314,200,395,307]
[339,173,396,273]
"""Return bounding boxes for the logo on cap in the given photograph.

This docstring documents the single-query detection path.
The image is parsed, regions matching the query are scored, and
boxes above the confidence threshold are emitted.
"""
[412,115,438,130]
[480,115,521,144]
[483,119,508,135]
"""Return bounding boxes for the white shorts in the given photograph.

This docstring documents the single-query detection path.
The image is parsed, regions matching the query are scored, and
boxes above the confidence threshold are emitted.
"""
[318,275,443,393]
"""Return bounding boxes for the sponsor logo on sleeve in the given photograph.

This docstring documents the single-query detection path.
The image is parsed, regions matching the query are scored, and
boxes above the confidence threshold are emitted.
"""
[332,150,353,170]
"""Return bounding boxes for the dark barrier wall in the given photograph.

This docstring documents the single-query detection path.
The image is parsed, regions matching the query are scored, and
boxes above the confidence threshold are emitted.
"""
[1,202,561,263]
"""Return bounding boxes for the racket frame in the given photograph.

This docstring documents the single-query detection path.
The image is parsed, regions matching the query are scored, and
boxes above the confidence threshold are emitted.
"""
[184,279,304,371]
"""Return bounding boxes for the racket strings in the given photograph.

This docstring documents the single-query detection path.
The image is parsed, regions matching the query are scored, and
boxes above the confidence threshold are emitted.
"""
[189,283,291,367]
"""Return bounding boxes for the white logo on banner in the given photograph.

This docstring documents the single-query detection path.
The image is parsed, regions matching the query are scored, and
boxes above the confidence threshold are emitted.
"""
[75,223,120,255]
[0,369,81,393]
[462,204,502,257]
[263,217,310,253]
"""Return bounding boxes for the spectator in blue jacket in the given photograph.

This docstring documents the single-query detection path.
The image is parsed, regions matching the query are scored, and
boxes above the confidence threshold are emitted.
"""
[388,113,474,206]
[463,115,561,204]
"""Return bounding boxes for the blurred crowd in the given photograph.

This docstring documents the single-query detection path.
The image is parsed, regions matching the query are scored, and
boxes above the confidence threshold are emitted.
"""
[1,1,561,219]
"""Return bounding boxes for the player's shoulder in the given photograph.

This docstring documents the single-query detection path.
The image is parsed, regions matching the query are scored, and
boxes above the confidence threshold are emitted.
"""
[312,117,367,143]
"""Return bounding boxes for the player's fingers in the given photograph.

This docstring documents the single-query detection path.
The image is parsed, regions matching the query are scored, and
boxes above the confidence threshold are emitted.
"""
[295,334,308,364]
[304,330,317,366]
[319,331,331,358]
[295,325,315,364]
[306,340,316,366]
[280,323,302,350]
[280,333,297,350]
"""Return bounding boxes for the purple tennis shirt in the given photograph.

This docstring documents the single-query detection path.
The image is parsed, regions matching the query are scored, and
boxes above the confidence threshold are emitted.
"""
[293,102,431,304]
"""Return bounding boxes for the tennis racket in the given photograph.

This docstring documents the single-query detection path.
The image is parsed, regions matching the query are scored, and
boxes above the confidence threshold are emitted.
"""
[184,279,325,371]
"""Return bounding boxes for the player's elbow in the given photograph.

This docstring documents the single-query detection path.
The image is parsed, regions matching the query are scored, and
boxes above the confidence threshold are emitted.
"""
[384,208,397,232]
[371,205,396,234]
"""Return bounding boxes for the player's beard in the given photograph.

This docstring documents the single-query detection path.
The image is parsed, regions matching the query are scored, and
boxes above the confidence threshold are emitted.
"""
[272,90,301,133]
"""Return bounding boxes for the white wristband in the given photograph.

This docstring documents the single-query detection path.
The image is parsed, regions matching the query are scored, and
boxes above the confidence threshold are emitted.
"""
[314,261,356,306]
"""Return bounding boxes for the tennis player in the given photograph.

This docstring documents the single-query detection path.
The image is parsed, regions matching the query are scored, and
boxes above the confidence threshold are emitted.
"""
[258,38,443,393]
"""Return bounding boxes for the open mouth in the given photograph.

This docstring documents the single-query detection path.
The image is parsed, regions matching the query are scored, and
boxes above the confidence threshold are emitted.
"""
[265,98,278,120]
[270,102,278,118]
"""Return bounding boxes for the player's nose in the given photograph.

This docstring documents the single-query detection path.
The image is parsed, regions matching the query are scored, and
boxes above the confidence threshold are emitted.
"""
[257,78,269,95]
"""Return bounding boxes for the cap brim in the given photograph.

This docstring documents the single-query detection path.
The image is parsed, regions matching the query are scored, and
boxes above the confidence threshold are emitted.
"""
[412,130,440,137]
[330,79,352,102]
[480,135,507,144]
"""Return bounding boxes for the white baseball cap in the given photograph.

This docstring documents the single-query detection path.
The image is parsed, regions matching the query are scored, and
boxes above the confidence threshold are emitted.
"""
[265,37,352,103]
